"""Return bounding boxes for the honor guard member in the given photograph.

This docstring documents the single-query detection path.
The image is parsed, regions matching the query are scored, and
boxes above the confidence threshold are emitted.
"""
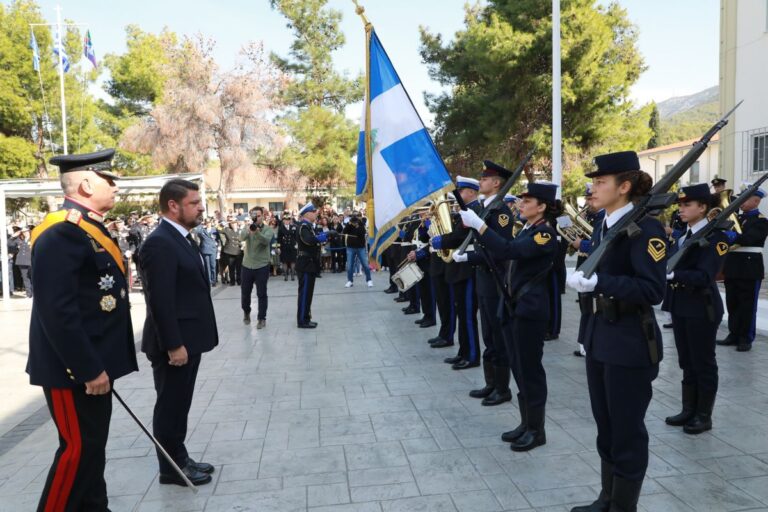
[27,149,138,512]
[711,176,728,194]
[278,211,298,281]
[296,203,328,328]
[663,184,728,435]
[567,151,666,512]
[462,161,515,406]
[718,184,768,352]
[426,206,455,342]
[431,177,481,366]
[408,209,436,327]
[402,214,423,315]
[457,181,559,452]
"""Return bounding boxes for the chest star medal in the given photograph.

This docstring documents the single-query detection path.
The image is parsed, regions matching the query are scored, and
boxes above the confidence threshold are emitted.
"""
[533,232,552,246]
[647,238,666,262]
[100,295,117,312]
[98,274,115,291]
[498,214,510,228]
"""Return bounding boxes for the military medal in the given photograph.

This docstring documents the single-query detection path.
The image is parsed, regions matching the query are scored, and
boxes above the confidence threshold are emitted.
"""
[120,288,126,299]
[100,295,117,312]
[98,274,115,291]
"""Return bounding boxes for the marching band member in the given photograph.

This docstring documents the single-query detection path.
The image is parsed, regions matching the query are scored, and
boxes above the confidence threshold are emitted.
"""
[566,151,666,512]
[456,181,559,452]
[663,184,728,435]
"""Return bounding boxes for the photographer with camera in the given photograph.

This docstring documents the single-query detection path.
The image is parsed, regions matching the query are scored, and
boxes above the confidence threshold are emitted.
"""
[239,207,274,328]
[342,212,372,288]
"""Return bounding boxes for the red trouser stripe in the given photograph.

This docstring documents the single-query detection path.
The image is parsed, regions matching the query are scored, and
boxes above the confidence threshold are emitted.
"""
[44,389,82,512]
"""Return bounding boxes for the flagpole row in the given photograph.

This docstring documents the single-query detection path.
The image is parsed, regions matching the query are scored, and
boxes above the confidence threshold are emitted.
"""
[55,5,67,155]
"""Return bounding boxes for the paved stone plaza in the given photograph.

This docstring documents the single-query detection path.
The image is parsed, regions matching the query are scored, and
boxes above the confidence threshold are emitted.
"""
[1,271,768,511]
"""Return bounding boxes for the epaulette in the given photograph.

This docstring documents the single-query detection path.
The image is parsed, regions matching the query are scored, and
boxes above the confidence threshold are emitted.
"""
[65,209,83,225]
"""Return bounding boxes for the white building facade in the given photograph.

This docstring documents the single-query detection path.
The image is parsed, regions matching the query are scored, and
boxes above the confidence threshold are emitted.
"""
[638,135,720,186]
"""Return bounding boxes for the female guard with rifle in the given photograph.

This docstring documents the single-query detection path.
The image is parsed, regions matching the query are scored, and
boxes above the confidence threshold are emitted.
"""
[566,151,667,512]
[455,181,560,452]
[663,183,728,435]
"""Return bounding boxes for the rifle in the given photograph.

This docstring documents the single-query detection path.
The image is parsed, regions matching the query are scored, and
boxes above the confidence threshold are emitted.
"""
[667,171,768,272]
[456,146,536,255]
[578,101,743,277]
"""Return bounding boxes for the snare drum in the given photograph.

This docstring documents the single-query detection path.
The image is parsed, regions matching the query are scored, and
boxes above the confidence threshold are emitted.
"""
[392,261,424,292]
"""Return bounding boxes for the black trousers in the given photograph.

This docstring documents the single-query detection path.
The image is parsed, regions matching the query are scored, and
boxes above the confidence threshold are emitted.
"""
[297,271,316,324]
[434,275,454,341]
[241,265,270,320]
[453,278,480,362]
[478,294,508,367]
[725,278,762,343]
[586,357,658,482]
[151,353,202,474]
[418,272,435,320]
[407,284,420,310]
[505,317,548,409]
[38,387,111,512]
[548,274,562,337]
[224,253,242,285]
[672,315,719,394]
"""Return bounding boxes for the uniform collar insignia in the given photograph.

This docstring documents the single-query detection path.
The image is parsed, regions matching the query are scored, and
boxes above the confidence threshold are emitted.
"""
[87,211,104,223]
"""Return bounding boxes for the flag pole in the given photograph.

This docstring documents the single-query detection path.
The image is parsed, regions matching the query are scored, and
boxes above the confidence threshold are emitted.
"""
[552,0,562,198]
[352,0,375,239]
[55,4,68,155]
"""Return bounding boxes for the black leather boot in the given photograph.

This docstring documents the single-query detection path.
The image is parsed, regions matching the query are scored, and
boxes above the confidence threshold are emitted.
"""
[608,476,641,512]
[716,333,736,346]
[501,394,527,442]
[684,390,715,435]
[469,360,494,399]
[510,405,546,451]
[482,366,512,406]
[570,459,613,511]
[665,384,696,426]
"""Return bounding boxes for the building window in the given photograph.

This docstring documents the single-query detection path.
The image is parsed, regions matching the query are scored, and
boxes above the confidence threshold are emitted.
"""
[754,134,768,172]
[233,202,249,212]
[268,201,284,213]
[689,161,700,183]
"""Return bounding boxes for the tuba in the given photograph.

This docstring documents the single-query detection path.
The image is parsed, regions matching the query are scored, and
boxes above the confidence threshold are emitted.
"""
[707,189,742,234]
[428,200,456,263]
[557,202,594,255]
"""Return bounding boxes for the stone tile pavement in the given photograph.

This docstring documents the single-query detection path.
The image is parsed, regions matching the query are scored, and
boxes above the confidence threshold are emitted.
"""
[1,271,768,511]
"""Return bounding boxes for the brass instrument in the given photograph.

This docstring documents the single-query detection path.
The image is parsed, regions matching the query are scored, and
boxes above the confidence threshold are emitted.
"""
[427,200,456,263]
[707,189,742,234]
[557,202,594,255]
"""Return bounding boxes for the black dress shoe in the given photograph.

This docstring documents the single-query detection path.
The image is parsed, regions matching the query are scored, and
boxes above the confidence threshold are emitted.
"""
[444,355,463,364]
[430,339,454,348]
[159,465,212,486]
[297,322,317,329]
[186,457,214,474]
[737,342,752,352]
[384,286,398,294]
[543,333,558,341]
[452,360,480,370]
[403,307,420,315]
[573,350,584,358]
[510,429,546,452]
[394,296,408,303]
[717,335,736,346]
[428,336,445,344]
[415,317,426,324]
[419,319,436,328]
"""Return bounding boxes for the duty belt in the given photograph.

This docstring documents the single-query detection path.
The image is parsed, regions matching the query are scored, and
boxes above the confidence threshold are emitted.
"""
[730,246,763,254]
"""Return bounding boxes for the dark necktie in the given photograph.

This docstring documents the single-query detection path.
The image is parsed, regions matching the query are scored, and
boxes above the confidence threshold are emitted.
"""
[601,221,608,238]
[685,228,692,240]
[186,233,201,253]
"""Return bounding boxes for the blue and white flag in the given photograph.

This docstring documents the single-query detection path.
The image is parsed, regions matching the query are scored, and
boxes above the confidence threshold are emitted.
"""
[30,29,40,72]
[356,30,453,260]
[53,30,70,73]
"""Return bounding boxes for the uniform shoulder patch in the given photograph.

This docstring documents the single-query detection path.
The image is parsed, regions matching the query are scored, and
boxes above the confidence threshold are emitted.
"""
[65,209,82,225]
[716,241,729,256]
[647,237,666,262]
[498,214,509,228]
[533,232,552,246]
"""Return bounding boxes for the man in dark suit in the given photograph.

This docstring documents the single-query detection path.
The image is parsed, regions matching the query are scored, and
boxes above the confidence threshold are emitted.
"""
[139,179,219,486]
[28,149,138,511]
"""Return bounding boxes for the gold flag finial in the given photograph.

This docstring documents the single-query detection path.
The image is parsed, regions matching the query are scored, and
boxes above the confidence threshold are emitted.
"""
[351,0,371,28]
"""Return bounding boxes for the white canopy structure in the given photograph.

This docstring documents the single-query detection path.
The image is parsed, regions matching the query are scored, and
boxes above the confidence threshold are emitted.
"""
[0,173,204,304]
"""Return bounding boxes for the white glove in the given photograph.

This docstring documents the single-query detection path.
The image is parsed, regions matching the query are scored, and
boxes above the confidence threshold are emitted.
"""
[666,272,675,281]
[567,270,598,293]
[459,209,485,231]
[452,251,469,263]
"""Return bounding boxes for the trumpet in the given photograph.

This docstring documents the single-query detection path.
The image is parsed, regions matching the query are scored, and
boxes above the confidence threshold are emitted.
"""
[557,202,594,255]
[707,189,742,234]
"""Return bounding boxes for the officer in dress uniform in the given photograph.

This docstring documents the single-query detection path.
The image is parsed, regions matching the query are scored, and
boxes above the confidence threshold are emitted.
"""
[27,149,138,512]
[663,184,728,435]
[461,161,515,406]
[296,203,328,328]
[431,177,481,366]
[457,181,559,452]
[278,211,298,281]
[567,151,666,512]
[717,185,768,352]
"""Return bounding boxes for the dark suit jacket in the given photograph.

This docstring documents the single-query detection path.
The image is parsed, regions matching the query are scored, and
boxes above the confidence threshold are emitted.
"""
[139,220,219,359]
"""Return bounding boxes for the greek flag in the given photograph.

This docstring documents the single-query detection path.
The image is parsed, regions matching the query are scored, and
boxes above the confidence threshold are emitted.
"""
[356,30,453,260]
[53,30,70,73]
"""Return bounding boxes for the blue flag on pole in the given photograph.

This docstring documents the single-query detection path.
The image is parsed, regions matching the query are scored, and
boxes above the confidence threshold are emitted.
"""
[356,30,453,260]
[53,30,70,73]
[30,29,40,72]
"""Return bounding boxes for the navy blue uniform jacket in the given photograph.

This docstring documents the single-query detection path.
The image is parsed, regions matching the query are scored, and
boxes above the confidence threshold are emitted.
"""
[139,220,219,359]
[27,199,138,387]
